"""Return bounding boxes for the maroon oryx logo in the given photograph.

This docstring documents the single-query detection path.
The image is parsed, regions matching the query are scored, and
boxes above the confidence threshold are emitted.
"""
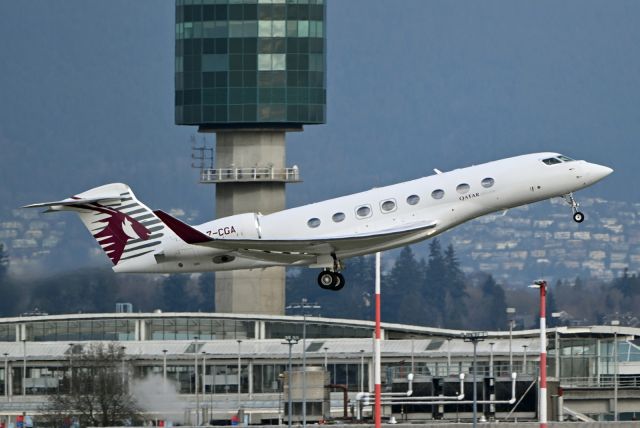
[79,203,151,265]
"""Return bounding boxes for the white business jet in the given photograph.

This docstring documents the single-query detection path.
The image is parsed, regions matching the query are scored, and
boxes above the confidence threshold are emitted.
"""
[25,152,611,290]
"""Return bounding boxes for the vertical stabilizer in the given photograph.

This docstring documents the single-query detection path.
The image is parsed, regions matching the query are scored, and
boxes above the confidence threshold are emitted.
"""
[25,183,169,266]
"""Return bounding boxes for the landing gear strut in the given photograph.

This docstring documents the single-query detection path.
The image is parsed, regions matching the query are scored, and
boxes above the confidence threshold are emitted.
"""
[563,193,585,223]
[317,253,345,291]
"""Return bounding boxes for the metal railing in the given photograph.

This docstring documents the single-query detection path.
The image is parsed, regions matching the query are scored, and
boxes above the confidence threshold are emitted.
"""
[200,167,301,183]
[561,375,640,389]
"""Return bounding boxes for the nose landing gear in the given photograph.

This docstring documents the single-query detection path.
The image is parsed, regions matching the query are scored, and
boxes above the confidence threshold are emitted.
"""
[563,193,585,223]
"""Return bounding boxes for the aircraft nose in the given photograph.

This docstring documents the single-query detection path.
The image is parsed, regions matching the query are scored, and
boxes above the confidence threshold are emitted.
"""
[588,163,613,182]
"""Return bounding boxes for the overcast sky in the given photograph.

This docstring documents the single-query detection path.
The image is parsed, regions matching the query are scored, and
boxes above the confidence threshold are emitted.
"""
[1,0,638,218]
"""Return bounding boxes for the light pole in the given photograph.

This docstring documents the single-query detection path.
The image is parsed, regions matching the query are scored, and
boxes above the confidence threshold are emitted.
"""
[120,345,127,390]
[194,336,199,426]
[237,339,242,409]
[506,307,516,375]
[21,339,26,396]
[286,298,321,428]
[611,319,620,421]
[202,351,207,425]
[3,352,8,399]
[489,342,495,378]
[446,337,452,375]
[323,347,328,369]
[462,331,487,428]
[359,350,365,393]
[68,343,74,394]
[202,351,207,396]
[551,313,561,380]
[162,349,168,390]
[282,336,299,428]
[489,342,496,418]
[529,279,548,428]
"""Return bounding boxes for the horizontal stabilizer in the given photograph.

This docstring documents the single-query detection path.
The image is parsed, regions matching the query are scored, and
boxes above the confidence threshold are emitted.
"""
[22,183,132,210]
[23,196,121,210]
[154,210,212,244]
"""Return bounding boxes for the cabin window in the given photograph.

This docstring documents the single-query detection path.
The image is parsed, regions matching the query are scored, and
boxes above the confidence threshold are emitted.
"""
[456,183,470,194]
[431,189,445,200]
[542,157,562,165]
[406,194,420,205]
[380,199,396,213]
[481,177,495,188]
[356,205,372,218]
[307,218,321,228]
[332,212,345,223]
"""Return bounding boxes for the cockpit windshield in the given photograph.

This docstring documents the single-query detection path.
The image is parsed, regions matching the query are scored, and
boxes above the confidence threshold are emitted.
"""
[542,157,562,165]
[542,155,575,165]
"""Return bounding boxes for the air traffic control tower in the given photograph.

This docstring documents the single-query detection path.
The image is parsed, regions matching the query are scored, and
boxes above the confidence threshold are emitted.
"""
[175,0,326,315]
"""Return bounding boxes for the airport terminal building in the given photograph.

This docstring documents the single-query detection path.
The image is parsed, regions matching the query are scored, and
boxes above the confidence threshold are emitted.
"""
[0,312,639,424]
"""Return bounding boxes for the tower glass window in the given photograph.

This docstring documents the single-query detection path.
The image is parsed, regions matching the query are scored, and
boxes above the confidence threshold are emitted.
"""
[175,0,326,128]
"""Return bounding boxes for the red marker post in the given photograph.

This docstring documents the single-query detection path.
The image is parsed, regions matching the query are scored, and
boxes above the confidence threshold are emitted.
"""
[374,252,382,428]
[530,280,548,428]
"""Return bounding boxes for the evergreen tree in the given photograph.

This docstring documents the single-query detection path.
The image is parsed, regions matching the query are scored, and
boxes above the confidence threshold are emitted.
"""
[443,243,467,328]
[383,246,432,325]
[162,274,193,312]
[478,275,508,330]
[198,273,216,311]
[424,239,447,325]
[386,246,423,291]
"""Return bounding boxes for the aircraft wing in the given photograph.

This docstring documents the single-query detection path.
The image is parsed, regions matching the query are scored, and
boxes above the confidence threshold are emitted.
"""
[155,210,436,259]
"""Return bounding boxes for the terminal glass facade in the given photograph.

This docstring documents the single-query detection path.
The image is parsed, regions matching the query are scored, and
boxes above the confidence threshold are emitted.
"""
[175,0,326,127]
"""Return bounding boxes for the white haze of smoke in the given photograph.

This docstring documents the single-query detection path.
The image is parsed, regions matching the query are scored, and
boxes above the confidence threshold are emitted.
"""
[131,374,187,424]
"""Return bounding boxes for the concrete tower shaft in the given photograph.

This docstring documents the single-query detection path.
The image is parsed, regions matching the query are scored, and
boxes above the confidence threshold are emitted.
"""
[213,131,290,315]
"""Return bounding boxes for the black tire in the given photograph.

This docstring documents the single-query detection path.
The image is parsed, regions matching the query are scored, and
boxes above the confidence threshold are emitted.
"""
[333,273,346,291]
[573,212,585,223]
[318,271,334,289]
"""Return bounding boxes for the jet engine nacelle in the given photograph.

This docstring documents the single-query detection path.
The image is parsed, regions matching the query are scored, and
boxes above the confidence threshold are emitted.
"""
[200,213,262,240]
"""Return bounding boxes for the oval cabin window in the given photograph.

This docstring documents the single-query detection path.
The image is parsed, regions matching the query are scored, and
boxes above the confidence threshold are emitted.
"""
[307,218,321,228]
[356,205,371,218]
[406,195,420,205]
[431,189,445,199]
[481,177,495,188]
[456,183,470,194]
[381,200,396,212]
[332,212,345,223]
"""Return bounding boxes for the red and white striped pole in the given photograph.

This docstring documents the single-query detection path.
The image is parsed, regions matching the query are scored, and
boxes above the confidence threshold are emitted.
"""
[531,280,548,428]
[374,252,382,428]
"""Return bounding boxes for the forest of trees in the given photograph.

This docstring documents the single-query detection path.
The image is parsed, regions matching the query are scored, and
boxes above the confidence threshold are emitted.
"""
[0,239,638,329]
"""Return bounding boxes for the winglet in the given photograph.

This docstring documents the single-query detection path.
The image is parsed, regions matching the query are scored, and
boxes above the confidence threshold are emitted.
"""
[154,210,212,244]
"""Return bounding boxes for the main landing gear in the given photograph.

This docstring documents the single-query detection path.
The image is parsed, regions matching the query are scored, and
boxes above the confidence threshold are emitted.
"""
[317,253,345,291]
[563,193,585,223]
[317,270,345,291]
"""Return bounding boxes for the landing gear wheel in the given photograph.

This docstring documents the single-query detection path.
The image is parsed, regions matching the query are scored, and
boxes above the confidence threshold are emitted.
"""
[318,271,334,289]
[573,211,585,223]
[317,271,346,291]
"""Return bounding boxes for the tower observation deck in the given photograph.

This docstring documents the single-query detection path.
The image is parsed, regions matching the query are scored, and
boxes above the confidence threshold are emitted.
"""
[175,0,326,315]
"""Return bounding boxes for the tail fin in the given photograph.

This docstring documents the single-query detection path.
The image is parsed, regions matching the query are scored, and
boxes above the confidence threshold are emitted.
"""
[24,183,167,265]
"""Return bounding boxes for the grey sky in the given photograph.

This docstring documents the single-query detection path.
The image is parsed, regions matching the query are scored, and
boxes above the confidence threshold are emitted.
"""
[1,0,638,219]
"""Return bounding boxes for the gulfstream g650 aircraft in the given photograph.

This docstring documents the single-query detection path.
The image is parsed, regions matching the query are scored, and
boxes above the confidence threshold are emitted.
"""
[25,153,611,290]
